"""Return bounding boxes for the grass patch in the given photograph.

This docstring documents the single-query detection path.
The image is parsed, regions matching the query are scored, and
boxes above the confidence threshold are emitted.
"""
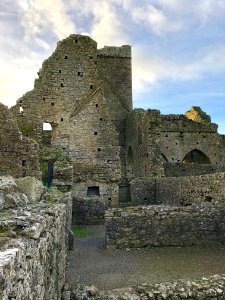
[72,226,91,237]
[0,211,11,219]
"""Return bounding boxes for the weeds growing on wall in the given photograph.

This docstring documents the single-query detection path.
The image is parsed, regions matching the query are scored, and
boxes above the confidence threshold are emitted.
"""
[19,123,36,139]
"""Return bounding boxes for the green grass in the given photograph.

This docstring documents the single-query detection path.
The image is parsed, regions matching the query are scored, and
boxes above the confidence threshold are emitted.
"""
[0,211,11,219]
[72,226,91,237]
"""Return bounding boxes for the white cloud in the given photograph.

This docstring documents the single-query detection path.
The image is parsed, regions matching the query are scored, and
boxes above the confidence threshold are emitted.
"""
[132,4,182,36]
[1,0,225,111]
[17,0,76,40]
[133,45,225,93]
[69,0,129,47]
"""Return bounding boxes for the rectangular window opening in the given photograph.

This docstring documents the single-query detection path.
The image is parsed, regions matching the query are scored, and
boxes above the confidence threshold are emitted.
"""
[87,186,100,196]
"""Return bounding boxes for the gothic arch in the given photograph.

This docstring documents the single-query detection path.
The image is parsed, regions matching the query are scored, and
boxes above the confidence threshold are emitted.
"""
[182,149,211,164]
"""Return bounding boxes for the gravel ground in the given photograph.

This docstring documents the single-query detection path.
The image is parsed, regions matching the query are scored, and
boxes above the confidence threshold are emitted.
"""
[66,225,225,290]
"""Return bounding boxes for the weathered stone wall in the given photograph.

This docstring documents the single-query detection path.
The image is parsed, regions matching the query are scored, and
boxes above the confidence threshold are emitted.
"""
[73,181,119,207]
[0,103,40,178]
[72,197,105,225]
[130,178,156,205]
[160,114,225,166]
[130,172,225,206]
[68,274,225,300]
[105,203,225,249]
[0,176,72,299]
[164,162,225,177]
[126,109,164,178]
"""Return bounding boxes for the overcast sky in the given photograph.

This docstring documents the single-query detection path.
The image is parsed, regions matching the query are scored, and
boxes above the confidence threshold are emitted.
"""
[1,0,225,133]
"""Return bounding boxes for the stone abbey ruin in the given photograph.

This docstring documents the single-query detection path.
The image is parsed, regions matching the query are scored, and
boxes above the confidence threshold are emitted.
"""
[1,34,225,299]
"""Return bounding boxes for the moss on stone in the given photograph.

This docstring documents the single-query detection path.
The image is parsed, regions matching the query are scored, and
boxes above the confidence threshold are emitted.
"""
[0,211,11,219]
[185,106,211,124]
[19,123,36,139]
[43,186,64,202]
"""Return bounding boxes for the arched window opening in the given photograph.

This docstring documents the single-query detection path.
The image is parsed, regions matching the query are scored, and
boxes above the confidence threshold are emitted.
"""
[182,149,211,164]
[43,122,52,131]
[161,153,168,162]
[127,146,134,176]
[20,106,24,113]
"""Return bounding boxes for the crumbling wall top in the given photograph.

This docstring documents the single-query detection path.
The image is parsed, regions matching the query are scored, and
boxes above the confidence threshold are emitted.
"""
[98,45,131,58]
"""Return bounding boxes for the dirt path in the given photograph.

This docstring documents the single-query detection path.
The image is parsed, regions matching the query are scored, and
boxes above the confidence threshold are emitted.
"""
[66,225,225,290]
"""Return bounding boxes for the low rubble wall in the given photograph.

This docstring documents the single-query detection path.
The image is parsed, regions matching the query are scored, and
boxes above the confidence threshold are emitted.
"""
[0,176,72,300]
[105,203,225,249]
[68,274,225,299]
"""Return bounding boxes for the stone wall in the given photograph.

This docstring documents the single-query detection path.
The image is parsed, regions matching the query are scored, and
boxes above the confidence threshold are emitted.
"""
[160,114,225,166]
[72,197,105,225]
[164,162,225,177]
[0,176,72,299]
[130,172,225,206]
[68,274,225,300]
[105,203,225,249]
[0,103,40,178]
[126,109,164,178]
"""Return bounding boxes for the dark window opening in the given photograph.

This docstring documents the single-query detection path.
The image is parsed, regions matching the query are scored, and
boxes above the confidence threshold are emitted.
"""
[51,103,54,106]
[43,97,45,100]
[89,56,93,59]
[87,186,100,196]
[205,196,212,202]
[77,71,83,77]
[108,197,111,200]
[61,83,64,87]
[22,160,27,166]
[94,132,97,135]
[165,134,168,137]
[61,118,63,122]
[47,162,54,187]
[96,104,99,107]
[98,148,101,152]
[127,146,134,176]
[64,55,68,59]
[75,39,78,43]
[182,149,211,164]
[90,85,93,89]
[59,70,61,73]
[144,197,147,200]
[100,118,103,121]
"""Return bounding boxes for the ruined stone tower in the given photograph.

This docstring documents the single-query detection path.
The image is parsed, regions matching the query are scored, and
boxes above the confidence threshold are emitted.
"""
[10,34,132,207]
